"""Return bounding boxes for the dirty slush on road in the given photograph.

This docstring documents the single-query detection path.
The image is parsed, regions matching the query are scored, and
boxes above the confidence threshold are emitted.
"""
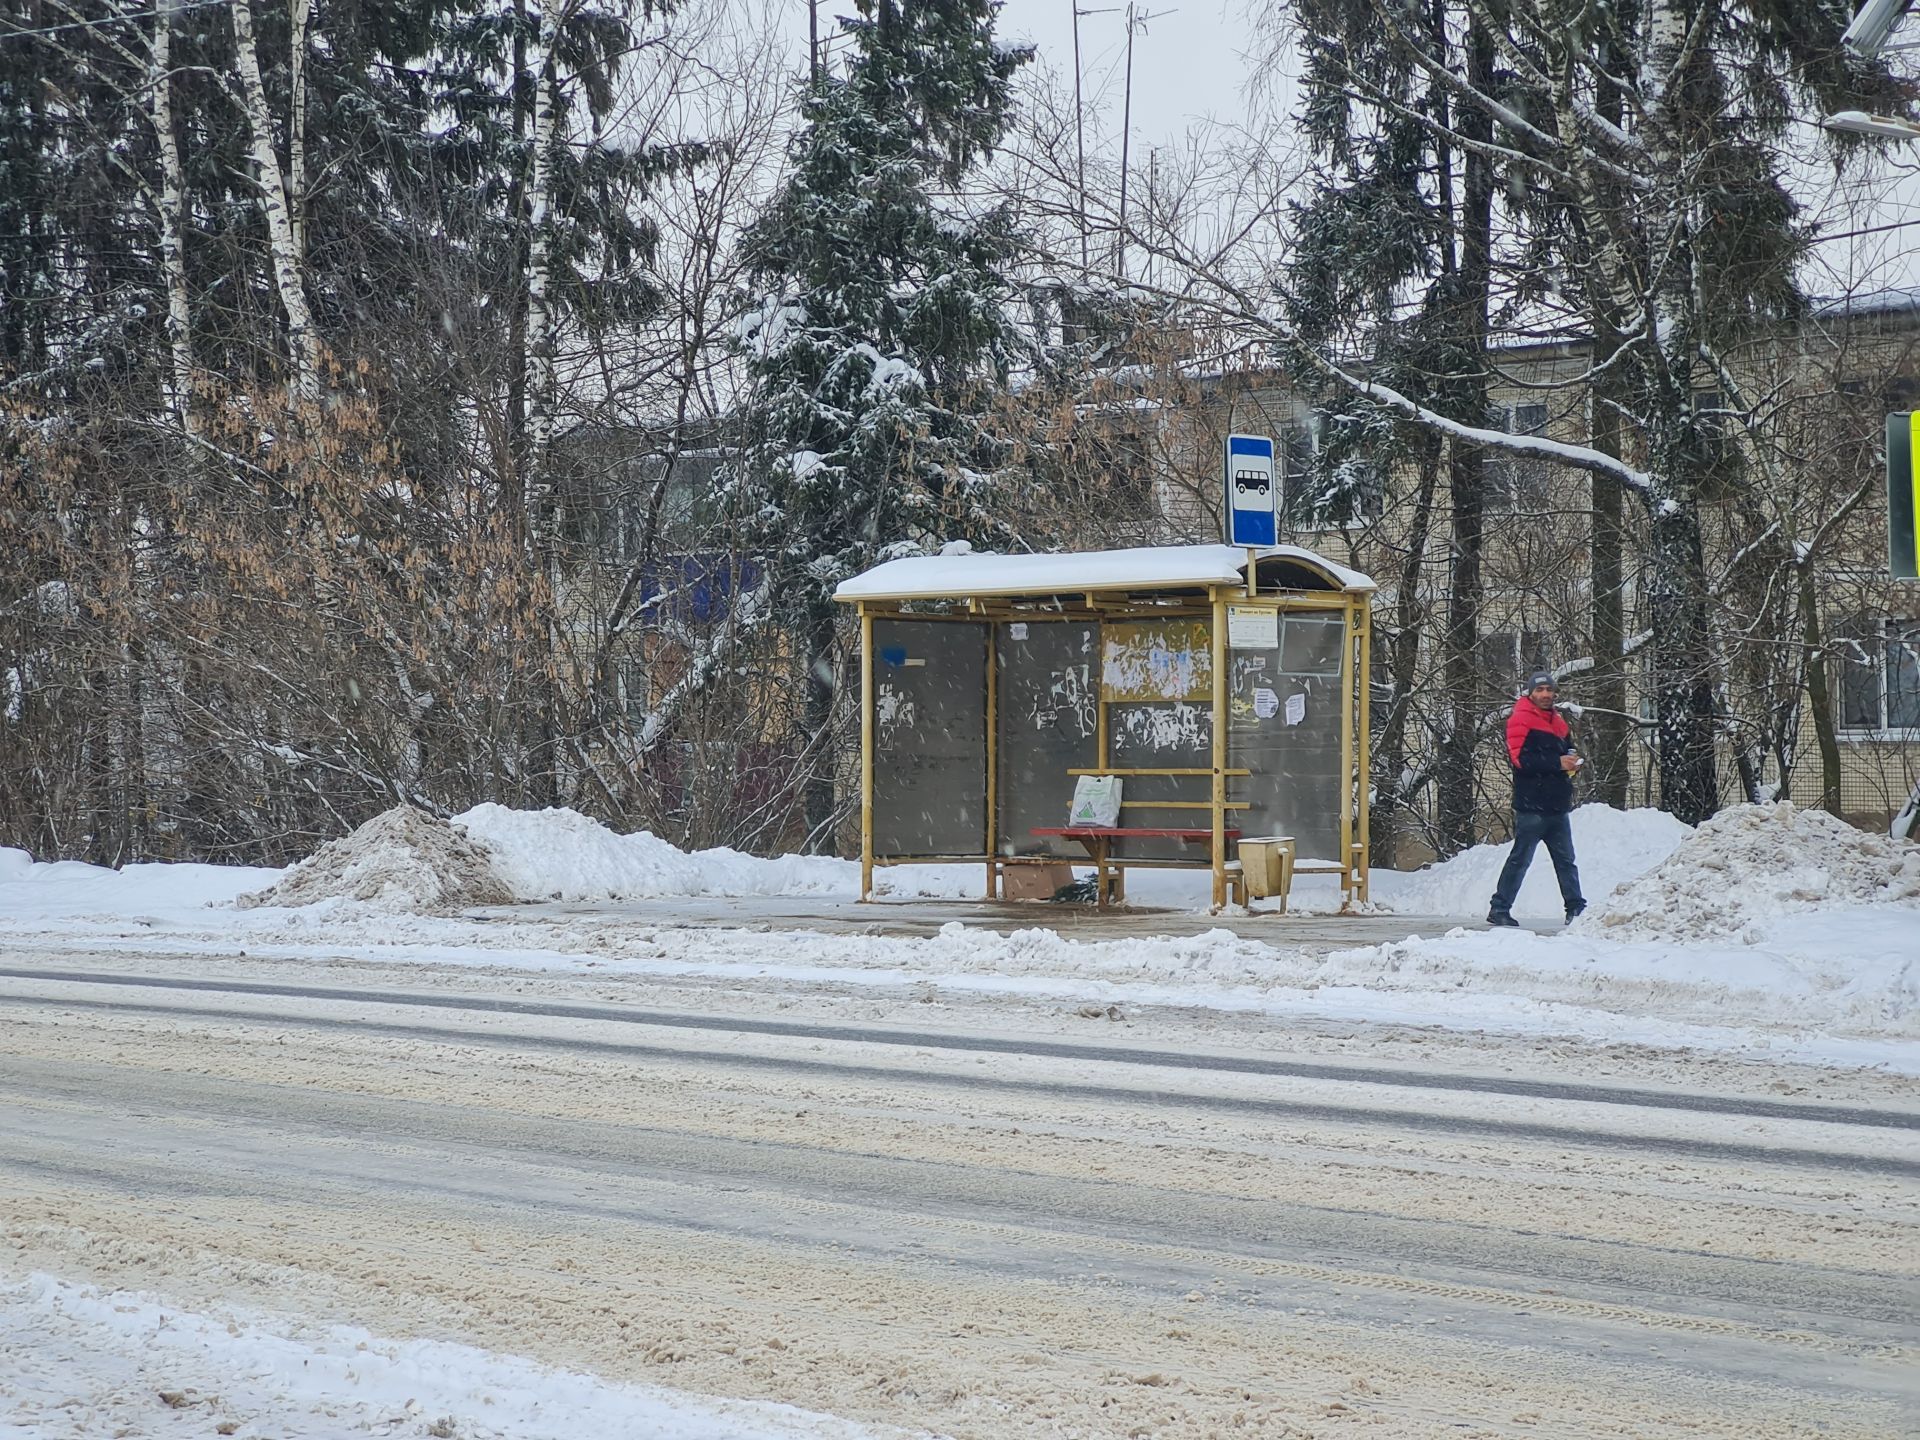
[2,946,1914,1440]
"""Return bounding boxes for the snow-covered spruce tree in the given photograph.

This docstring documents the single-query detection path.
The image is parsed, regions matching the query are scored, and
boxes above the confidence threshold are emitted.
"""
[731,0,1031,848]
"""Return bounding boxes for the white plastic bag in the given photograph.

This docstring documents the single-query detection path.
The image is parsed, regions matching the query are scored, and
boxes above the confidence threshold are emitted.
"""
[1068,774,1123,828]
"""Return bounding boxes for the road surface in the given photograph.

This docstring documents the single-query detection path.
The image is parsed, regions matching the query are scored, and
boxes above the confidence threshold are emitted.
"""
[0,949,1913,1438]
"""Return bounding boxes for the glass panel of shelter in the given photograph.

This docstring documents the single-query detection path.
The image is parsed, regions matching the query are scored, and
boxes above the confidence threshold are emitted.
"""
[870,618,988,857]
[1230,615,1345,865]
[995,621,1100,859]
[1101,618,1215,862]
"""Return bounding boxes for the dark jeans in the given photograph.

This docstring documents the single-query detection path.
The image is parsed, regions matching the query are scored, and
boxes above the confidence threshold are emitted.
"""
[1490,810,1583,916]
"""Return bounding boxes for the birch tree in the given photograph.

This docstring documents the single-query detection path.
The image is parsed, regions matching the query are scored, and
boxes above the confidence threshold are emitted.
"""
[151,0,194,425]
[230,0,321,402]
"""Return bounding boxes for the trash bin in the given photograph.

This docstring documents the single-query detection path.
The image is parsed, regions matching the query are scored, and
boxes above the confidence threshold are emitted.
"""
[1238,836,1297,908]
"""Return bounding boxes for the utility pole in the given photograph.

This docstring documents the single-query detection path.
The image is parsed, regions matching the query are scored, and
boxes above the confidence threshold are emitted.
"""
[1145,146,1157,289]
[808,0,819,84]
[1116,1,1135,280]
[1072,0,1089,272]
[1113,6,1173,282]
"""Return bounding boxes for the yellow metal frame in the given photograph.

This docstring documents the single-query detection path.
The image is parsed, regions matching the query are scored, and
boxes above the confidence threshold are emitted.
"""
[984,617,998,899]
[1209,585,1229,907]
[844,553,1372,912]
[859,605,875,903]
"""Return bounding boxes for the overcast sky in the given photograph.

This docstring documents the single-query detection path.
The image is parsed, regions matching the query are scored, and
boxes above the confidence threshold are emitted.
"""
[757,0,1920,301]
[772,0,1267,151]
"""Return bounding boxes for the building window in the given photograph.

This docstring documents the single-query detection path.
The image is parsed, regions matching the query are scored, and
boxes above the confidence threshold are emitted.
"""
[1486,403,1550,511]
[1839,618,1920,735]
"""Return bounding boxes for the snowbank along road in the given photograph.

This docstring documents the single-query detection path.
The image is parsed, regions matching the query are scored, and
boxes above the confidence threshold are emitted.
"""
[1,947,1915,1439]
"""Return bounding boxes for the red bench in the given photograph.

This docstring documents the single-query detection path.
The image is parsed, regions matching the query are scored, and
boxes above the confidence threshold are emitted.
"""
[1030,826,1243,906]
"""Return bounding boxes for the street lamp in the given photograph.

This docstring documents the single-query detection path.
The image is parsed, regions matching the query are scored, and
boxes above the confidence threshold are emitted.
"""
[1823,109,1920,139]
[1843,0,1913,56]
[1824,3,1919,137]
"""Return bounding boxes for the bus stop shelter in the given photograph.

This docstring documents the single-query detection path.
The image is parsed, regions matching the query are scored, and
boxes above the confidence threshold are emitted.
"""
[833,543,1376,910]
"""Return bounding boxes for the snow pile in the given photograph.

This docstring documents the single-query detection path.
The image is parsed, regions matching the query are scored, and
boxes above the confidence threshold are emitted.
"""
[452,803,975,903]
[0,1272,890,1440]
[1575,802,1920,944]
[1379,805,1694,920]
[238,805,513,913]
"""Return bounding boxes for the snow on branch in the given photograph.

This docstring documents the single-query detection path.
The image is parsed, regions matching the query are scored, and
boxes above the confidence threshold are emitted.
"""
[635,577,771,753]
[1311,356,1655,492]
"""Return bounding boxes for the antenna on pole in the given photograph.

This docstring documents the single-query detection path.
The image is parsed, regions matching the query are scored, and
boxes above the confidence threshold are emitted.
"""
[1113,6,1173,283]
[1073,5,1120,279]
[1116,1,1135,281]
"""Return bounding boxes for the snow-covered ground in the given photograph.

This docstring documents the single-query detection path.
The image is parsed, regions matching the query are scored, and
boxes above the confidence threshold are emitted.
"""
[0,1274,905,1440]
[0,802,1913,1074]
[2,802,1915,1440]
[0,801,1683,920]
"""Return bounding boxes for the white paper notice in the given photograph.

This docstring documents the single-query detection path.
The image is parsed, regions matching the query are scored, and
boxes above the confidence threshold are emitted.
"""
[1284,692,1307,726]
[1226,606,1279,650]
[1252,687,1279,720]
[1008,622,1028,640]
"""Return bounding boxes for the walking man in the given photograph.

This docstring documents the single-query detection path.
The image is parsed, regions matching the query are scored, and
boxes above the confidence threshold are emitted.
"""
[1488,671,1586,927]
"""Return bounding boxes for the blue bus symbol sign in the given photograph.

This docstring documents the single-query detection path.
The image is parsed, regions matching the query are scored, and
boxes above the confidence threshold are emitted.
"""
[1225,434,1276,546]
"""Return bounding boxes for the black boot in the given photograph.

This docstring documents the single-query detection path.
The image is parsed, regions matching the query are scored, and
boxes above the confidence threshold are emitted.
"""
[1486,908,1520,928]
[1564,899,1587,923]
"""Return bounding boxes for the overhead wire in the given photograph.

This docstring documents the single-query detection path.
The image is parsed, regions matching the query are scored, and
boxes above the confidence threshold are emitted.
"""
[0,0,232,45]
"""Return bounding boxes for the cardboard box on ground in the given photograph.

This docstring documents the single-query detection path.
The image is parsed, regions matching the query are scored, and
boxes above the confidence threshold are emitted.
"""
[1001,862,1076,901]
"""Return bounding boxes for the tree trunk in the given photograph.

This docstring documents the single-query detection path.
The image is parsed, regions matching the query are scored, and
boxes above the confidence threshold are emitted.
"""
[1586,381,1630,805]
[1435,18,1495,855]
[1798,563,1843,813]
[802,603,838,852]
[1638,0,1719,826]
[503,0,532,529]
[1373,428,1440,867]
[1436,439,1485,852]
[525,0,558,532]
[1582,35,1631,806]
[151,3,194,426]
[289,0,311,259]
[523,0,563,805]
[1645,499,1718,822]
[231,0,320,403]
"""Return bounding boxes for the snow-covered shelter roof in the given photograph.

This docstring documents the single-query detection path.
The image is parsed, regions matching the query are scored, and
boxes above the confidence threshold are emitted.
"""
[833,544,1375,602]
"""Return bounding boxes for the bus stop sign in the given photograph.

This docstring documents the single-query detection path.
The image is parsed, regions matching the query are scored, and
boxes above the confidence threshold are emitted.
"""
[1225,434,1276,547]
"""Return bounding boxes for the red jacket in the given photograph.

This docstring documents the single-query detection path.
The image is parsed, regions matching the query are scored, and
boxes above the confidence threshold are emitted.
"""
[1506,696,1575,814]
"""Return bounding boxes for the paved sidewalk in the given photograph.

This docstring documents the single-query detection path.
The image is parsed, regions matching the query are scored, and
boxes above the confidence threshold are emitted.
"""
[477,894,1529,947]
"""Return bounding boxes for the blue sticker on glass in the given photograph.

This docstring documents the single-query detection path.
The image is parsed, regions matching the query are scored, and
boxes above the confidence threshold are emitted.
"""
[879,646,908,667]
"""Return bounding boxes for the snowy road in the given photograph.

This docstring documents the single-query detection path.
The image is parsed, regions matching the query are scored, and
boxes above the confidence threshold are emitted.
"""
[2,953,1916,1438]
